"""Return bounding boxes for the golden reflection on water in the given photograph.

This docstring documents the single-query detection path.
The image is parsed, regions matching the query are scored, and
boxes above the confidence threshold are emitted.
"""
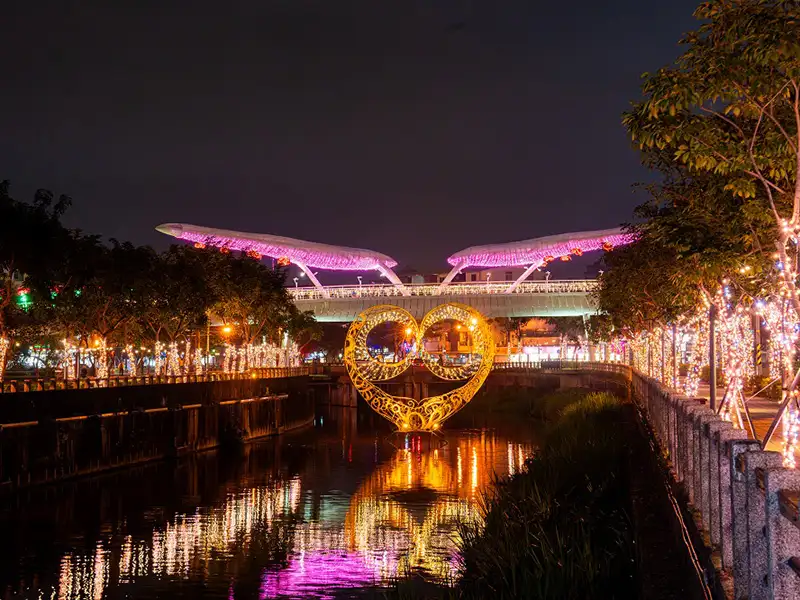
[39,429,534,599]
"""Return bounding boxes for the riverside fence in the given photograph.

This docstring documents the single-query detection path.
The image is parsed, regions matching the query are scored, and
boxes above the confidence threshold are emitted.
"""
[0,367,314,393]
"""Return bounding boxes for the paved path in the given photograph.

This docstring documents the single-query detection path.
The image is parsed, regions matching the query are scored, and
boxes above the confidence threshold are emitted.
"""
[696,384,789,456]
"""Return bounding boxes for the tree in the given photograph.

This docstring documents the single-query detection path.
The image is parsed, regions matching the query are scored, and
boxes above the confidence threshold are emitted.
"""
[210,254,298,345]
[618,0,800,446]
[623,0,800,310]
[287,307,322,354]
[0,182,73,379]
[137,245,216,344]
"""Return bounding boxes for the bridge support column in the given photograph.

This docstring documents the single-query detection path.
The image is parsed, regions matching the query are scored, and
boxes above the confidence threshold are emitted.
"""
[504,261,544,293]
[294,261,330,298]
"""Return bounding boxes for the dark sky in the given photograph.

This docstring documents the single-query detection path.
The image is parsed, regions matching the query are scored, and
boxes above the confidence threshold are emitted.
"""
[1,0,700,273]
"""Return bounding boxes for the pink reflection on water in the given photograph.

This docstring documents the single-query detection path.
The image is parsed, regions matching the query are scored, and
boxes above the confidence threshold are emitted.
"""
[260,551,384,599]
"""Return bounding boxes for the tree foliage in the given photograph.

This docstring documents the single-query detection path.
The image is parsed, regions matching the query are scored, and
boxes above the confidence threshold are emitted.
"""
[0,180,318,374]
[600,0,800,331]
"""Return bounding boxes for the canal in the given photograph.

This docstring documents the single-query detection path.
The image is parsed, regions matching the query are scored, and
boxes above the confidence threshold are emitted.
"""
[0,403,537,599]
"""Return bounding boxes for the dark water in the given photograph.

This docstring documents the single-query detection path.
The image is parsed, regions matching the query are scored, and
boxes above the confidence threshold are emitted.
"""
[0,404,536,600]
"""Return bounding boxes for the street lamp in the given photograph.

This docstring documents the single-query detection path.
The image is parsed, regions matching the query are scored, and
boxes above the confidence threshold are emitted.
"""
[545,271,551,282]
[357,275,362,287]
[293,277,299,288]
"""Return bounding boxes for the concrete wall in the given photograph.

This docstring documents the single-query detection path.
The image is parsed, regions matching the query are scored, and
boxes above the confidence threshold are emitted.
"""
[0,376,313,492]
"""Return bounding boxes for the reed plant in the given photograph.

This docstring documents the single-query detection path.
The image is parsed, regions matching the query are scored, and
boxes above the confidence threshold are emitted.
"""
[456,391,635,599]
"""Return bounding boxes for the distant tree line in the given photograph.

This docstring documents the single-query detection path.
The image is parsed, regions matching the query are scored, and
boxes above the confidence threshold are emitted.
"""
[0,180,318,376]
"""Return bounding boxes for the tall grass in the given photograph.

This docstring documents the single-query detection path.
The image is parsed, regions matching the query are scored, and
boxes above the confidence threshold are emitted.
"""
[455,392,635,599]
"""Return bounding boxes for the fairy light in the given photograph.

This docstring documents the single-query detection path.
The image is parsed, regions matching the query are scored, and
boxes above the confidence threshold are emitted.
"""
[0,336,10,383]
[62,339,77,380]
[192,347,203,375]
[223,344,234,373]
[782,396,800,469]
[124,344,136,376]
[184,340,191,376]
[711,291,755,432]
[166,342,180,377]
[683,317,707,398]
[95,339,109,380]
[154,342,165,375]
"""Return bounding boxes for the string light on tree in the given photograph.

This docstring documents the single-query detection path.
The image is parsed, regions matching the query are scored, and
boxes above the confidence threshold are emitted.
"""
[0,337,10,383]
[193,347,205,375]
[154,342,165,375]
[95,339,109,382]
[166,342,180,377]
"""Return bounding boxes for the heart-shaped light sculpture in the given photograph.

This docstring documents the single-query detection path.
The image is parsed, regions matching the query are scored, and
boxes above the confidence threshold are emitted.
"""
[344,303,495,431]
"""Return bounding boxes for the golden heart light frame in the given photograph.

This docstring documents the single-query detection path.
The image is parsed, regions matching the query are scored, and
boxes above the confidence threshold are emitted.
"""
[343,303,495,431]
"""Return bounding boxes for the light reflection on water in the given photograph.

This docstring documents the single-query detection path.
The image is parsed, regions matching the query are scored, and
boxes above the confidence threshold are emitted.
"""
[1,406,535,599]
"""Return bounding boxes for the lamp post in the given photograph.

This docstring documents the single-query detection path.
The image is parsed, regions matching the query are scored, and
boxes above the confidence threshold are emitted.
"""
[293,277,299,288]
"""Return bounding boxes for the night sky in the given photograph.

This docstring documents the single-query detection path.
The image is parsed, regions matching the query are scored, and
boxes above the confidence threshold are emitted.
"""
[1,0,700,274]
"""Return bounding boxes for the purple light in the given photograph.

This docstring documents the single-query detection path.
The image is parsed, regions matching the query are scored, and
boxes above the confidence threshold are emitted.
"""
[156,223,399,271]
[260,552,386,599]
[446,228,635,268]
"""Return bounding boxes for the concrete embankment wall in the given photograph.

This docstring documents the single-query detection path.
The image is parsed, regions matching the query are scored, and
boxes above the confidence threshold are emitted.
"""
[0,376,313,492]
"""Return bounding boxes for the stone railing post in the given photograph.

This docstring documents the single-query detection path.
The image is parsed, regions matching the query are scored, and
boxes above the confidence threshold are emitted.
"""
[707,420,733,545]
[718,430,750,571]
[690,408,714,506]
[743,450,783,600]
[763,468,800,599]
[731,439,762,592]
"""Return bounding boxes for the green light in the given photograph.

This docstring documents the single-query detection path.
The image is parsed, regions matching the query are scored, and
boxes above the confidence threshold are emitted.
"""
[16,294,32,310]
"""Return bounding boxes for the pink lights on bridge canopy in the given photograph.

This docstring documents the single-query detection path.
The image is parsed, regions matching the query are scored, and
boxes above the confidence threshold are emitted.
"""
[155,223,409,297]
[446,227,634,269]
[155,223,399,271]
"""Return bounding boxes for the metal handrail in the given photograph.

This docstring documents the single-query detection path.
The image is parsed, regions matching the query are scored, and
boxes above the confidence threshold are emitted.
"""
[0,366,316,394]
[288,279,599,301]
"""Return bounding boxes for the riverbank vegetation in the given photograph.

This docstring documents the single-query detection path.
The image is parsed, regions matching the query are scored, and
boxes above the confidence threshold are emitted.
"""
[456,391,635,599]
[376,390,638,600]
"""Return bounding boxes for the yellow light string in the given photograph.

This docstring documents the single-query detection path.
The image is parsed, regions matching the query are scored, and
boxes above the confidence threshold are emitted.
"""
[124,344,135,376]
[62,339,77,380]
[223,343,234,373]
[683,317,707,398]
[193,347,205,375]
[154,341,165,375]
[782,393,800,469]
[237,347,247,373]
[166,342,180,377]
[95,339,109,380]
[0,336,9,383]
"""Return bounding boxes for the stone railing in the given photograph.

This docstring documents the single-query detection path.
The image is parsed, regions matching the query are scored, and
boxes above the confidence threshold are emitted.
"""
[288,279,598,301]
[496,360,800,597]
[631,368,800,599]
[0,367,314,394]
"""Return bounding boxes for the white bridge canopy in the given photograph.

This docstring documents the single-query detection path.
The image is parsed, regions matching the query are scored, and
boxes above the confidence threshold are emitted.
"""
[155,223,406,297]
[156,223,634,298]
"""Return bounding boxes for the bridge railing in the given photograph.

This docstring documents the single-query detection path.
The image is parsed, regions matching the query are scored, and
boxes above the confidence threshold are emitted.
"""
[288,279,598,301]
[0,367,315,394]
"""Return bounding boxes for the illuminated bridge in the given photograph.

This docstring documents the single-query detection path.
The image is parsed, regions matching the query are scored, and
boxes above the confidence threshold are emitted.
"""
[287,280,599,321]
[156,223,631,321]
